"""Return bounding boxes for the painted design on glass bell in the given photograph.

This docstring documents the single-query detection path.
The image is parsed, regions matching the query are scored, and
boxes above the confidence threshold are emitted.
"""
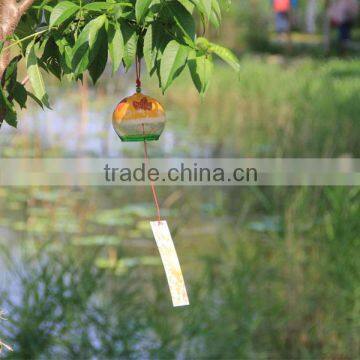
[112,92,166,142]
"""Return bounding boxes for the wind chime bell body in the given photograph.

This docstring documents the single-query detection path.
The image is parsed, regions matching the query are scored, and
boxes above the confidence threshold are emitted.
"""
[112,92,166,142]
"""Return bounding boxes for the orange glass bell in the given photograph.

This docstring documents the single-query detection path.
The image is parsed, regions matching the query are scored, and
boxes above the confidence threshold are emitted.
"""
[112,92,166,142]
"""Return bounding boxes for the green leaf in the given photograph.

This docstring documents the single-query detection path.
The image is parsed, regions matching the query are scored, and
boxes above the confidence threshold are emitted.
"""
[88,30,108,84]
[135,0,153,23]
[15,11,38,49]
[196,0,212,21]
[5,110,17,127]
[188,51,213,95]
[49,1,79,27]
[209,43,240,72]
[55,36,73,74]
[210,0,221,28]
[26,40,50,108]
[196,37,210,51]
[88,15,107,48]
[13,82,28,109]
[160,40,189,92]
[164,1,195,46]
[27,91,44,108]
[209,10,220,28]
[113,3,134,20]
[3,56,21,91]
[143,23,171,79]
[178,0,195,13]
[83,2,116,11]
[41,37,62,79]
[107,21,124,74]
[72,15,106,74]
[0,87,17,128]
[188,54,214,95]
[121,22,137,71]
[143,24,154,73]
[0,86,10,109]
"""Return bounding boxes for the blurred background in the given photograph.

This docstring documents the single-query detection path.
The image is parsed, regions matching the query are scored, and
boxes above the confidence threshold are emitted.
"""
[0,0,360,358]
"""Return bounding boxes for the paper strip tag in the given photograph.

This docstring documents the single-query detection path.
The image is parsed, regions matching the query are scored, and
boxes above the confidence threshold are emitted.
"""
[150,220,189,307]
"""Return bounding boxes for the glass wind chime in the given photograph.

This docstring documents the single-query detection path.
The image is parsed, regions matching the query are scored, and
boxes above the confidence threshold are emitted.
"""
[112,57,189,307]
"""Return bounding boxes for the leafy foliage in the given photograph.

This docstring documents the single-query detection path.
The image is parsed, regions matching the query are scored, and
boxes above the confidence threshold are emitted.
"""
[0,0,240,128]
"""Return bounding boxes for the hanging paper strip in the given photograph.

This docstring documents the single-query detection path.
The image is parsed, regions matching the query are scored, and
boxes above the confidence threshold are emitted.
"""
[150,220,189,307]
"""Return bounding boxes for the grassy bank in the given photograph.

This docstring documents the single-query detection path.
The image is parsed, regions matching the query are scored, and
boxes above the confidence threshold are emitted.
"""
[161,55,360,157]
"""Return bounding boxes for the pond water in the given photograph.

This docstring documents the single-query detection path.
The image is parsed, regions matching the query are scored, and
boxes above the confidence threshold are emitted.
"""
[0,71,232,312]
[0,61,358,358]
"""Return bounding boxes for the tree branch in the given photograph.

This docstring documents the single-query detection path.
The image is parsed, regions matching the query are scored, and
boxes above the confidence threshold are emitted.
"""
[0,1,18,79]
[18,0,35,14]
[0,0,34,79]
[0,0,33,128]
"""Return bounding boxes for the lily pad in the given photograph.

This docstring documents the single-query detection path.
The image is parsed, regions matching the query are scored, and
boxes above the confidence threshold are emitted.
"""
[73,235,121,246]
[92,209,135,227]
[248,216,282,233]
[96,256,161,274]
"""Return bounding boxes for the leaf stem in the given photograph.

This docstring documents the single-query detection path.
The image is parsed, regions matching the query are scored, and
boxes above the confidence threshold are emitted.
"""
[3,29,49,52]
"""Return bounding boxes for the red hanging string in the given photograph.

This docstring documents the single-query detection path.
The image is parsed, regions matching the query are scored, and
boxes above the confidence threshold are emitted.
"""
[136,59,161,222]
[135,56,141,92]
[142,124,161,222]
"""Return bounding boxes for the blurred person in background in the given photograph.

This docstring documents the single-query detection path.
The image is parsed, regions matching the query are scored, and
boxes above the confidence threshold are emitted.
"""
[328,0,359,52]
[273,0,291,33]
[273,0,298,49]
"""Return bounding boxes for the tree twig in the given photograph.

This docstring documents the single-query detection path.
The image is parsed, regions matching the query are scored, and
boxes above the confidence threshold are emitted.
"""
[21,74,29,86]
[2,28,49,52]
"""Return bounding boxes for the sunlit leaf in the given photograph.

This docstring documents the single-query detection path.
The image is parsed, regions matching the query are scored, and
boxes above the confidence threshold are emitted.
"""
[26,91,43,108]
[83,2,116,11]
[135,0,153,23]
[26,40,50,108]
[107,21,124,74]
[121,22,137,71]
[188,51,214,95]
[178,0,195,13]
[164,1,195,46]
[143,23,155,73]
[72,15,106,74]
[210,0,221,28]
[49,1,79,27]
[196,36,210,51]
[195,0,212,21]
[160,40,189,92]
[144,23,171,79]
[209,42,240,72]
